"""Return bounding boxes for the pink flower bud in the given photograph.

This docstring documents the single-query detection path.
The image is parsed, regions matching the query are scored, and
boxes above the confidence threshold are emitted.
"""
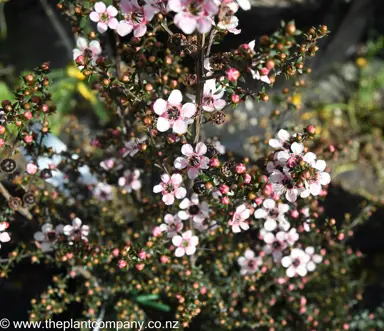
[136,263,145,271]
[226,68,240,82]
[160,255,169,263]
[231,94,240,103]
[200,287,207,295]
[260,67,270,76]
[75,55,85,66]
[24,135,33,143]
[209,158,220,167]
[329,145,336,152]
[112,248,120,257]
[219,184,229,194]
[306,125,316,135]
[0,126,5,135]
[152,226,163,237]
[138,250,147,260]
[26,163,38,175]
[42,104,49,112]
[244,173,251,184]
[221,196,230,205]
[24,111,33,120]
[118,260,127,268]
[0,138,4,147]
[235,163,246,174]
[291,210,299,218]
[255,197,263,205]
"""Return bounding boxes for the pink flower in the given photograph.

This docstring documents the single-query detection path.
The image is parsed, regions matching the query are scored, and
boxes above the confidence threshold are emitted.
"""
[118,169,142,192]
[262,231,287,262]
[300,153,331,198]
[168,0,218,34]
[237,249,263,275]
[254,199,290,231]
[160,214,184,238]
[285,228,299,245]
[226,68,240,82]
[73,37,102,69]
[216,1,241,35]
[281,248,311,277]
[89,2,119,33]
[202,79,226,112]
[26,163,38,175]
[172,230,199,257]
[174,143,210,179]
[153,173,187,205]
[228,204,250,233]
[152,226,163,237]
[63,218,90,243]
[117,0,157,38]
[178,193,209,223]
[153,90,196,134]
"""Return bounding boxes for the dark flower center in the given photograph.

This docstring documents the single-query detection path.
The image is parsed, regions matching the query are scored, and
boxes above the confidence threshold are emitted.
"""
[190,155,200,167]
[189,205,200,215]
[272,241,281,249]
[292,258,300,267]
[165,183,174,193]
[167,107,180,120]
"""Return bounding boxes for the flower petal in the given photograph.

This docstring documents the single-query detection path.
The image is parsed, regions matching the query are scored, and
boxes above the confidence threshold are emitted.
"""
[168,89,183,106]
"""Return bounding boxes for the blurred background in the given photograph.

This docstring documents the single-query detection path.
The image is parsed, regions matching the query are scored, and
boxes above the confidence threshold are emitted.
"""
[1,0,384,327]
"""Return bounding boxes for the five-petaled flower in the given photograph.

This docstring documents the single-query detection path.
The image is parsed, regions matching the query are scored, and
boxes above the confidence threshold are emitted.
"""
[172,230,199,257]
[238,249,263,275]
[281,248,311,277]
[153,173,187,205]
[73,37,102,69]
[174,142,210,179]
[202,79,226,112]
[228,204,250,233]
[153,90,196,134]
[168,0,219,34]
[90,2,119,33]
[178,193,209,223]
[34,223,64,252]
[254,198,290,231]
[160,214,184,238]
[63,218,90,243]
[118,169,142,193]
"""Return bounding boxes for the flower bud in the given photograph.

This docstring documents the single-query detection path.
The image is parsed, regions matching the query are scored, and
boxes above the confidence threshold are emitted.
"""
[219,184,229,194]
[235,163,246,174]
[226,68,240,82]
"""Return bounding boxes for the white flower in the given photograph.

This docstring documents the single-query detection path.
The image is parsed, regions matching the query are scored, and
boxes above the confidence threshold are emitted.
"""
[305,246,323,271]
[202,79,226,112]
[269,129,291,149]
[172,230,199,257]
[93,182,113,201]
[300,153,331,198]
[178,194,209,223]
[160,214,184,238]
[153,90,196,134]
[0,222,11,249]
[262,231,287,262]
[174,143,210,179]
[63,218,90,243]
[254,199,289,231]
[118,169,142,192]
[281,248,311,277]
[34,223,63,252]
[237,249,262,275]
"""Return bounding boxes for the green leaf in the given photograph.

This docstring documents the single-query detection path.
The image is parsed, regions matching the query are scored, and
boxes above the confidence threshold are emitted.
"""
[0,81,13,101]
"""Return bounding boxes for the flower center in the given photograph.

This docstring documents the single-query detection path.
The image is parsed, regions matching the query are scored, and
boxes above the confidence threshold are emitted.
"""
[190,155,200,167]
[189,205,200,215]
[247,260,256,268]
[167,107,180,120]
[101,13,109,22]
[292,258,300,267]
[188,1,204,16]
[165,183,174,193]
[272,241,281,249]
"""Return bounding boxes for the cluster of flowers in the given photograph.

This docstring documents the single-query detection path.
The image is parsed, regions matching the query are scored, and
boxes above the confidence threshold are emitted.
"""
[2,2,376,329]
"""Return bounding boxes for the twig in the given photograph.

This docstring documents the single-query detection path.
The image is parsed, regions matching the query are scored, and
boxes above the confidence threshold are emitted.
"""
[0,183,33,221]
[40,0,73,59]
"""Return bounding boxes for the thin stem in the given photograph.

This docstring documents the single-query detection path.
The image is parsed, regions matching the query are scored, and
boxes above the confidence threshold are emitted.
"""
[40,0,73,59]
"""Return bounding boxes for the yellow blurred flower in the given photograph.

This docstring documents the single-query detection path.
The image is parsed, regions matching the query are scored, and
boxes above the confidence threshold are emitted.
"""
[67,66,86,80]
[355,57,368,68]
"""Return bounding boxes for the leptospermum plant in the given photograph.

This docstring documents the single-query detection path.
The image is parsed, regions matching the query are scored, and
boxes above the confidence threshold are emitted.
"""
[0,1,382,330]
